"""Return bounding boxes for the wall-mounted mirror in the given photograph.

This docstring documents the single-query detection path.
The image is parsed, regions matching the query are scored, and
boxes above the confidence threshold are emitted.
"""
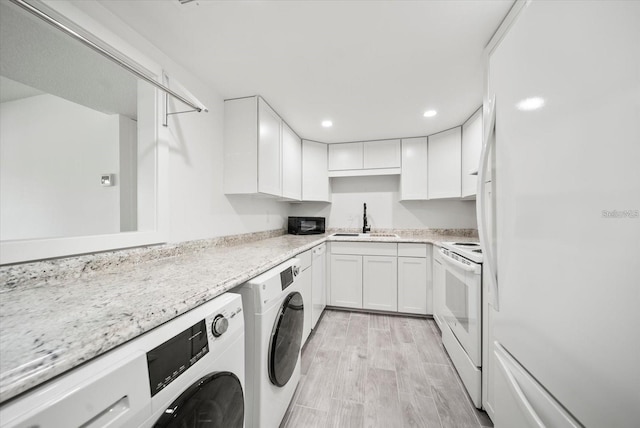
[0,0,167,264]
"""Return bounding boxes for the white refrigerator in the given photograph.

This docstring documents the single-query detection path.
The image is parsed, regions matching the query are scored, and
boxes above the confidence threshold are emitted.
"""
[478,1,640,427]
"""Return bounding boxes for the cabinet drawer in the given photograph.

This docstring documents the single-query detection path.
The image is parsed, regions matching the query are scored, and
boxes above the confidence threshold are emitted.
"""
[330,242,397,256]
[398,243,427,258]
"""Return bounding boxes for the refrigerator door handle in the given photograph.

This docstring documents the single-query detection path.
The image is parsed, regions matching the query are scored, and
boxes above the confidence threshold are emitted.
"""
[495,345,546,428]
[494,343,582,428]
[477,95,499,310]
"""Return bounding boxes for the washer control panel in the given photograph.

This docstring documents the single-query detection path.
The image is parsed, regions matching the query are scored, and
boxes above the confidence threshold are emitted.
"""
[146,319,209,397]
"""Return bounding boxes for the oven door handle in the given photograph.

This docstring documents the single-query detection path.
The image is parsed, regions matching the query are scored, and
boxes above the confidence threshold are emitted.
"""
[438,248,480,273]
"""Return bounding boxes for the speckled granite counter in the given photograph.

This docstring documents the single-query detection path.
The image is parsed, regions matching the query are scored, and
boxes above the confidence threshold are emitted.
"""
[0,229,476,403]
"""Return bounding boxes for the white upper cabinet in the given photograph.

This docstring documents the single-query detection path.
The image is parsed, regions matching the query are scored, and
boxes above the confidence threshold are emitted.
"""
[282,123,301,200]
[223,96,301,200]
[363,139,401,169]
[328,142,363,171]
[328,140,401,177]
[461,109,483,198]
[400,137,428,200]
[223,96,258,195]
[258,98,283,196]
[302,140,330,202]
[428,127,462,199]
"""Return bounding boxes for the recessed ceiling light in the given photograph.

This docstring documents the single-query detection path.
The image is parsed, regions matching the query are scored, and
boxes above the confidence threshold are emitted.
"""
[516,97,545,111]
[423,110,437,118]
[322,120,333,128]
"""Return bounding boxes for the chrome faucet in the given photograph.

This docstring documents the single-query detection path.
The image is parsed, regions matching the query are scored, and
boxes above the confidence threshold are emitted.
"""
[363,203,371,234]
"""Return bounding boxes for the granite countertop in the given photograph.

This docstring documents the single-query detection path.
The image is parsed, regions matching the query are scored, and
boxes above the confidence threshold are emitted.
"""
[0,229,477,403]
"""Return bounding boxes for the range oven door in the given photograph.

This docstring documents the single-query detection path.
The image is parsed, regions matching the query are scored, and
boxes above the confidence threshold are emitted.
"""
[439,248,482,366]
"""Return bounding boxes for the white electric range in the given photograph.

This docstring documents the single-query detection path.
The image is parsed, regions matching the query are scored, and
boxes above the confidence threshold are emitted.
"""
[436,241,484,407]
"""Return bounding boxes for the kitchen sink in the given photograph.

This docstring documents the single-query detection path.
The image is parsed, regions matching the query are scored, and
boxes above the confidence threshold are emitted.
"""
[332,233,399,238]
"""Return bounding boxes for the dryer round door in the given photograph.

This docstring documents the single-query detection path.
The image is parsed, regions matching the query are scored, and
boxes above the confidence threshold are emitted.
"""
[268,291,304,387]
[154,371,243,428]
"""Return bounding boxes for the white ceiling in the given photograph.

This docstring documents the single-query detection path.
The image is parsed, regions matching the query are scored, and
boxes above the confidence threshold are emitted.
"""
[96,0,513,143]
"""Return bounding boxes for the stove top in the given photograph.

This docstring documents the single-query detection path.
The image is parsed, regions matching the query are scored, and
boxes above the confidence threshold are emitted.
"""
[440,241,483,263]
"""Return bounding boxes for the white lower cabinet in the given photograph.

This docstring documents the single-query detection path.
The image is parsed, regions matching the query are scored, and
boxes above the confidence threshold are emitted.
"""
[330,242,434,315]
[298,264,312,344]
[397,257,427,315]
[363,256,397,311]
[296,249,313,344]
[397,243,431,315]
[330,254,363,308]
[311,244,327,327]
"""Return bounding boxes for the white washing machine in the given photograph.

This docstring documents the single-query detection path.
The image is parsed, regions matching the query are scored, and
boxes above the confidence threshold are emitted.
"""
[235,258,304,428]
[0,293,245,428]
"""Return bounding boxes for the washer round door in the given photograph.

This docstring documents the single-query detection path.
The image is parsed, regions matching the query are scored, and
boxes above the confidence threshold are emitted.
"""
[268,291,304,387]
[154,371,243,428]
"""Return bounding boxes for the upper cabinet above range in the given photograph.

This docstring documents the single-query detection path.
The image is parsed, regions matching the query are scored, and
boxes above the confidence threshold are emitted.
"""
[223,96,301,201]
[461,108,483,199]
[428,127,462,199]
[328,139,401,177]
[399,107,482,201]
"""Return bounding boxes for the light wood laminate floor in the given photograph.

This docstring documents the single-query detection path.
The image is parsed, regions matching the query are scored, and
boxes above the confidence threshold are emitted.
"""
[280,310,493,428]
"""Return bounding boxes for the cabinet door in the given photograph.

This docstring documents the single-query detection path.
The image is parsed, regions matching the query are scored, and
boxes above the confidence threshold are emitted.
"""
[428,127,461,199]
[328,142,363,171]
[400,137,428,200]
[257,98,282,196]
[302,140,329,202]
[223,97,258,194]
[330,254,363,308]
[282,123,301,200]
[432,256,445,329]
[398,257,427,315]
[311,244,327,328]
[462,109,483,198]
[363,139,401,169]
[298,266,312,344]
[363,255,397,312]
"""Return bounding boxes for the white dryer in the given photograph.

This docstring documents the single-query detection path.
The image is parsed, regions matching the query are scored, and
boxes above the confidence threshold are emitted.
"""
[235,258,304,428]
[0,293,245,428]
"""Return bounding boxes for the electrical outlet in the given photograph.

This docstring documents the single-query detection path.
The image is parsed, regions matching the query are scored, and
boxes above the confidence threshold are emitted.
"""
[101,174,114,187]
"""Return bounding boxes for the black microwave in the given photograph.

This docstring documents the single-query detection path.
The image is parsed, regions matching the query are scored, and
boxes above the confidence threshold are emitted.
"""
[288,217,325,235]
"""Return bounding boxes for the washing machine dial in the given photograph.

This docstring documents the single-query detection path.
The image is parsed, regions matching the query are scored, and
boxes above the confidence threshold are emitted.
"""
[211,314,229,337]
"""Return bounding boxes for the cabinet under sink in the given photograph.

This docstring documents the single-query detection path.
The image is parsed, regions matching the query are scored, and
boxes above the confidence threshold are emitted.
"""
[331,233,399,238]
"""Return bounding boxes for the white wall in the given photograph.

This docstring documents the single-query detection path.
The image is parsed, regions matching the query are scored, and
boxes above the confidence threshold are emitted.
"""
[290,175,477,230]
[72,1,289,243]
[0,94,121,240]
